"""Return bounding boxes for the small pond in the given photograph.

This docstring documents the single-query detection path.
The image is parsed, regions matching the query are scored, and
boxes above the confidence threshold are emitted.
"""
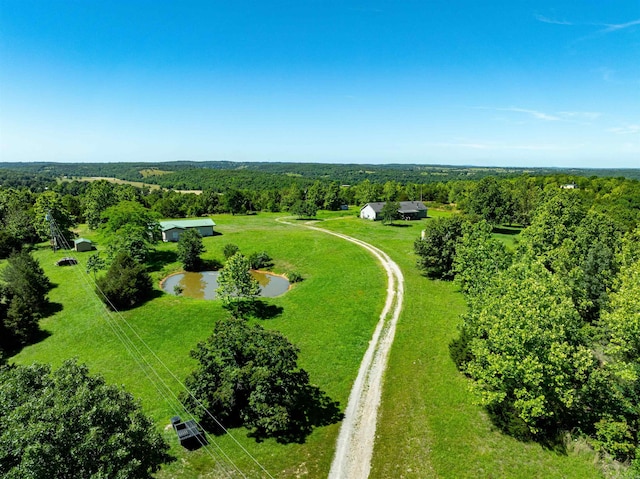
[161,271,290,300]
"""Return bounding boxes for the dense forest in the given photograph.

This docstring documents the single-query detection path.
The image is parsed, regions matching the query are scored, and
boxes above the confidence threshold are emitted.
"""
[2,160,640,191]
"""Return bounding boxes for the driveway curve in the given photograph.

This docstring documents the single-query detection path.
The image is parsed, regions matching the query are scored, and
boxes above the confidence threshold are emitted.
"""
[277,218,404,479]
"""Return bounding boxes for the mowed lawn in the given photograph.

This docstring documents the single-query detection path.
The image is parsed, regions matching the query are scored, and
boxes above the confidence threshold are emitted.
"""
[8,209,602,478]
[10,213,385,478]
[315,211,602,479]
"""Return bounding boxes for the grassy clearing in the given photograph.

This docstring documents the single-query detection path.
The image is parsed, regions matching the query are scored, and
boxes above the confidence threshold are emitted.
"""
[10,213,385,478]
[59,176,163,190]
[493,225,524,250]
[315,215,601,478]
[7,211,601,477]
[140,168,174,177]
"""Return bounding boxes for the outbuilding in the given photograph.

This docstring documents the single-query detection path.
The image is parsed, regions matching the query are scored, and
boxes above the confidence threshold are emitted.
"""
[160,218,216,242]
[74,238,93,252]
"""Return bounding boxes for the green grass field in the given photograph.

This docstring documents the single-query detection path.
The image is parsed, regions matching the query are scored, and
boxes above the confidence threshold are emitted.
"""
[8,210,602,478]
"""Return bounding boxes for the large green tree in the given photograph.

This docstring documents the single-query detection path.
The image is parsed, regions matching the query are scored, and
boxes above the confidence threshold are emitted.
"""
[96,251,153,310]
[177,229,205,271]
[0,360,170,478]
[414,215,466,279]
[380,200,400,225]
[216,253,260,317]
[305,180,325,209]
[517,190,587,269]
[355,179,381,205]
[181,318,341,442]
[588,259,640,461]
[82,180,118,229]
[291,200,317,219]
[33,191,75,247]
[100,201,161,262]
[463,176,512,225]
[461,261,595,436]
[0,188,38,256]
[323,182,342,210]
[0,250,51,348]
[452,220,512,297]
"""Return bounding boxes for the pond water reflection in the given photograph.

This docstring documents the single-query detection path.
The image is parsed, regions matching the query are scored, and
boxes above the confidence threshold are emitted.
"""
[161,271,290,299]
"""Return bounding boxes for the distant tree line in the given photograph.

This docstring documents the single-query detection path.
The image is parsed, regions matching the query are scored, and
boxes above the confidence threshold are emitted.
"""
[2,171,639,261]
[3,160,640,186]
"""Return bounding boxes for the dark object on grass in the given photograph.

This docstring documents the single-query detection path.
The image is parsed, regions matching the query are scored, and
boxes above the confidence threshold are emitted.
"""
[56,257,78,266]
[171,416,207,450]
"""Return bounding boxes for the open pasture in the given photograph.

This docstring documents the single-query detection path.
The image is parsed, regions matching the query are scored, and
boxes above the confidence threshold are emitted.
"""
[10,212,600,478]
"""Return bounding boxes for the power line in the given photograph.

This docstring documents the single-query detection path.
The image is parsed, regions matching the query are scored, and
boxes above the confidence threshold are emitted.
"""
[46,219,268,478]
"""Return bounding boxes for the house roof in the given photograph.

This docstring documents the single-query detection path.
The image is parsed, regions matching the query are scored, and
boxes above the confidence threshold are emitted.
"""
[74,238,92,244]
[160,218,216,232]
[361,201,427,213]
[398,201,427,212]
[361,202,386,213]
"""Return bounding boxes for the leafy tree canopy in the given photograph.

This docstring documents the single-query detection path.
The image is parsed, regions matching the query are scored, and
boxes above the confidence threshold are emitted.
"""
[0,360,170,478]
[290,200,317,219]
[216,253,260,317]
[100,201,161,262]
[96,251,153,310]
[33,191,75,245]
[462,176,513,225]
[181,318,342,443]
[380,200,401,225]
[462,261,595,436]
[452,220,512,297]
[101,200,161,240]
[414,215,466,279]
[0,250,51,349]
[177,228,205,271]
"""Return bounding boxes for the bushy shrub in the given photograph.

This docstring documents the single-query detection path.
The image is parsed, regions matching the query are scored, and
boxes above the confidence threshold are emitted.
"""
[96,251,152,310]
[223,243,240,259]
[287,271,303,283]
[248,251,272,270]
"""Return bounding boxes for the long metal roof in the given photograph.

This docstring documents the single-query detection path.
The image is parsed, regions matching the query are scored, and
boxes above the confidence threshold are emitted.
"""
[160,218,216,231]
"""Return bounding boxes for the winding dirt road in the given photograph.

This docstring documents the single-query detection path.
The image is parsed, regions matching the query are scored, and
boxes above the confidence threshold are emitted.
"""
[278,218,404,479]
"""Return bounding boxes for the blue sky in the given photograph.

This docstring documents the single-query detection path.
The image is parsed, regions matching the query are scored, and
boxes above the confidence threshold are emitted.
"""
[0,1,638,167]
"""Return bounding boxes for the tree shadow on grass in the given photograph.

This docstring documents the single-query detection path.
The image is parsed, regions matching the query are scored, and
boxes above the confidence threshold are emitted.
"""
[146,250,178,272]
[250,300,284,320]
[486,403,568,454]
[41,301,63,317]
[101,288,163,311]
[200,258,223,271]
[2,301,61,358]
[492,226,523,235]
[249,384,344,444]
[222,300,283,320]
[2,328,52,358]
[386,223,412,227]
[195,379,343,445]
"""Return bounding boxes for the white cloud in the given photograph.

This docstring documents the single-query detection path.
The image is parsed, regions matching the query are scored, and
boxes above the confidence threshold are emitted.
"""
[535,13,640,34]
[600,18,640,34]
[607,124,640,135]
[534,14,573,26]
[558,111,601,121]
[506,108,561,121]
[478,107,600,123]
